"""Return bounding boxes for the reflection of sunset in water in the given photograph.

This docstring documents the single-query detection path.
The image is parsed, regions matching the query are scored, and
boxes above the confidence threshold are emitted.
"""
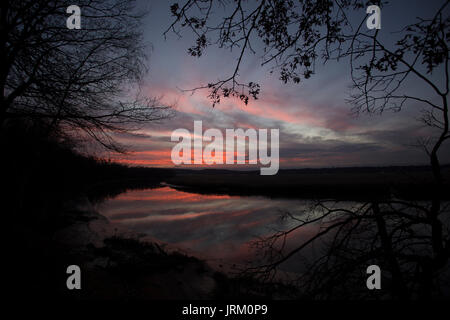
[98,187,312,268]
[117,187,232,202]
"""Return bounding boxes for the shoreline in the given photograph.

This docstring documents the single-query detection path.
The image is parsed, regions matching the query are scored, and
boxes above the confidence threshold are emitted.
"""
[54,196,224,299]
[53,195,290,299]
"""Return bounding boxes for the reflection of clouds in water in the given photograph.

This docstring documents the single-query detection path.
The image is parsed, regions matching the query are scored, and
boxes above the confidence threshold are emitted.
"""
[98,187,311,264]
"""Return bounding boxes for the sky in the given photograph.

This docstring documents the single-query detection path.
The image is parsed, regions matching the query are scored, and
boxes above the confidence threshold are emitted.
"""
[108,0,450,169]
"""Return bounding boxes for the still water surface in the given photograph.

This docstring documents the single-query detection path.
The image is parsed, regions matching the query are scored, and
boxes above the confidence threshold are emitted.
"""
[98,186,312,268]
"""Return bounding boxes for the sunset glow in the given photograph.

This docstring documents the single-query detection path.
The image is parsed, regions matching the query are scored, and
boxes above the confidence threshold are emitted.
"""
[104,0,450,169]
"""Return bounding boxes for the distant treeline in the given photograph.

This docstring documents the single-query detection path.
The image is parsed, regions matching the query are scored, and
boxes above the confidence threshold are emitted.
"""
[169,165,450,175]
[165,166,450,201]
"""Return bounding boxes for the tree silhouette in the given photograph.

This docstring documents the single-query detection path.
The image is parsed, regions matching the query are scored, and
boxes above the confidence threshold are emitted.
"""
[0,0,171,151]
[168,0,450,298]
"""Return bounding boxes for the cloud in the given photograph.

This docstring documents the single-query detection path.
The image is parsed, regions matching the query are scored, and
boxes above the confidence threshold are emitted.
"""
[106,14,450,169]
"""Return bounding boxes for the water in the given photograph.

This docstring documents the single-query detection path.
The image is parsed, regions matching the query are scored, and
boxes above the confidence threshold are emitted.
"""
[97,186,313,269]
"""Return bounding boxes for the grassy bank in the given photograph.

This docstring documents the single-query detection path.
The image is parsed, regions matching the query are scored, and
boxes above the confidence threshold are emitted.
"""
[165,166,450,200]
